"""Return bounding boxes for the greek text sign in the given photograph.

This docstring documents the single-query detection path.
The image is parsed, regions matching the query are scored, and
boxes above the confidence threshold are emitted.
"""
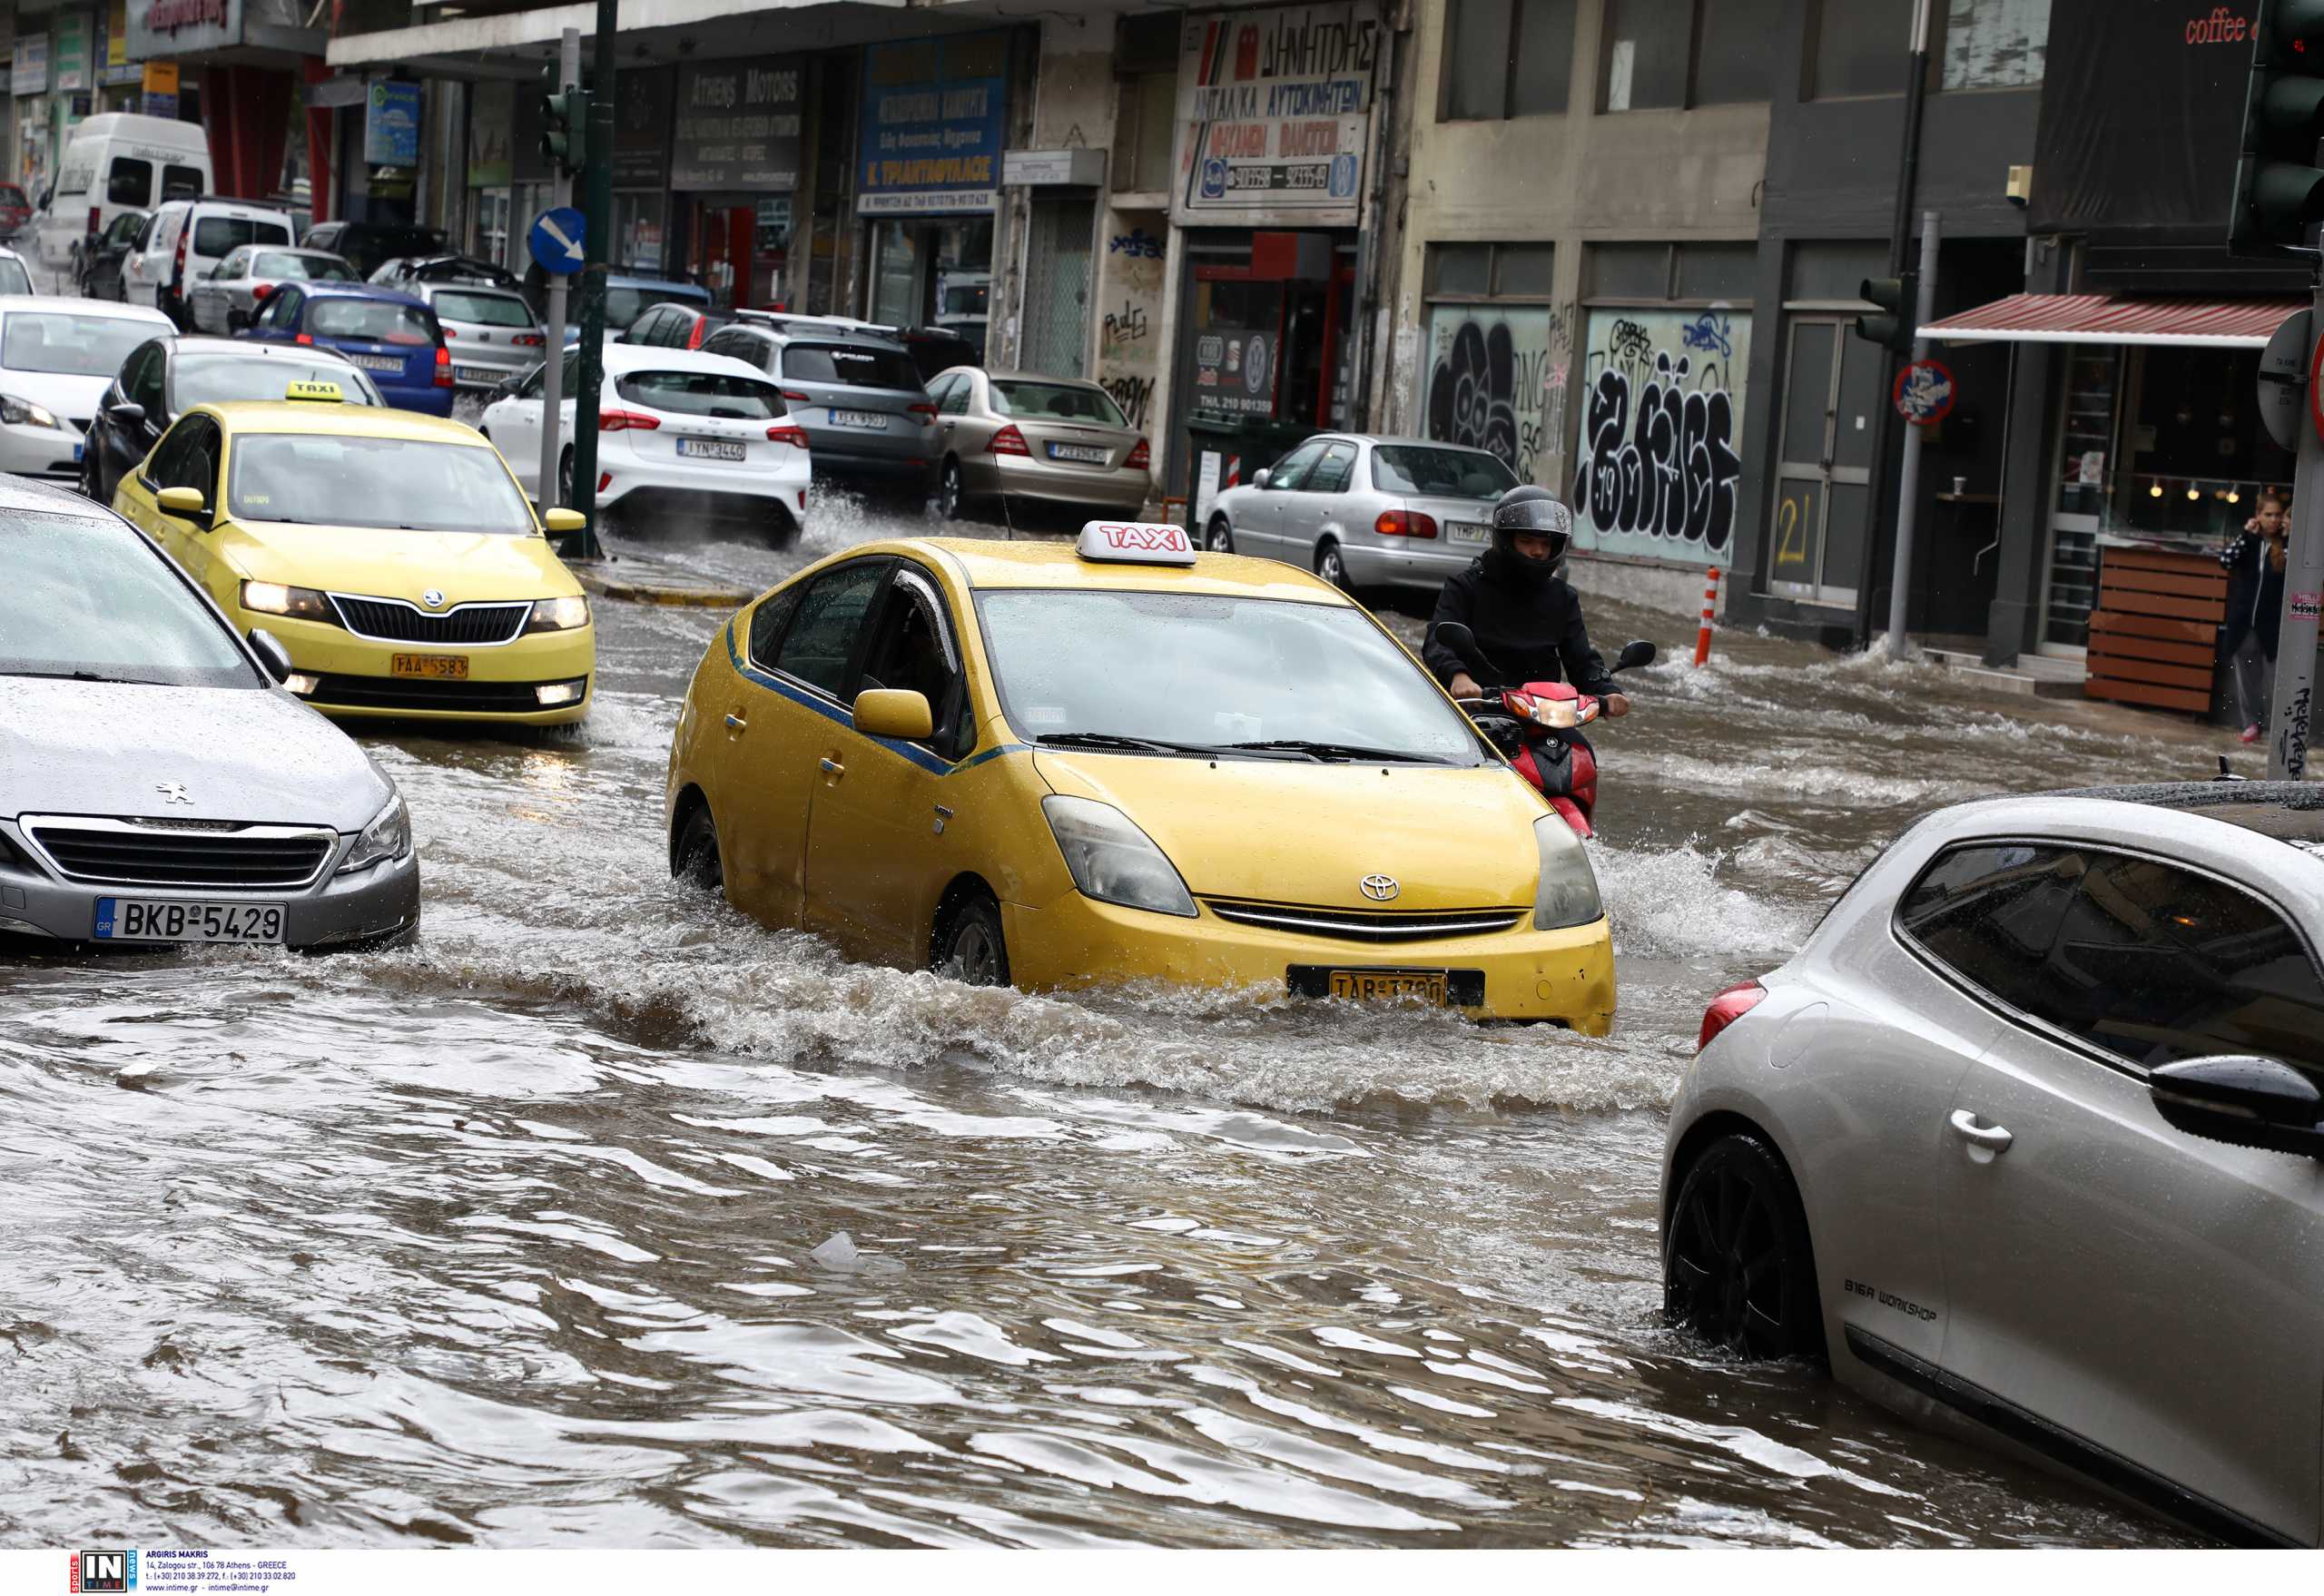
[1173,2,1380,225]
[858,32,1008,216]
[672,59,800,192]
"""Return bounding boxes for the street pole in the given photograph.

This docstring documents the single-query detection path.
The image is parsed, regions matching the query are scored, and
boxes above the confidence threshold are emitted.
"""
[1884,210,1941,656]
[538,25,579,522]
[566,0,616,562]
[2267,269,2324,779]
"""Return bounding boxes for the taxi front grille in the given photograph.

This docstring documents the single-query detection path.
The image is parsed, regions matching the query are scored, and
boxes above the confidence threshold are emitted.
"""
[330,595,530,645]
[27,821,333,888]
[1200,899,1527,943]
[309,673,580,715]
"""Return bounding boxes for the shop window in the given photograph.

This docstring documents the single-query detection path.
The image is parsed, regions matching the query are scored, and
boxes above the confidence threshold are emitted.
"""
[1430,245,1492,297]
[1587,243,1674,300]
[1695,0,1785,104]
[1939,0,2049,91]
[1678,244,1756,300]
[1442,0,1576,122]
[1601,0,1780,111]
[1812,0,1915,98]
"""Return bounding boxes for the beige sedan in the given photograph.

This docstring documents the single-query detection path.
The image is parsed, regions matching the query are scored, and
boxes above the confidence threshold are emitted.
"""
[927,366,1151,521]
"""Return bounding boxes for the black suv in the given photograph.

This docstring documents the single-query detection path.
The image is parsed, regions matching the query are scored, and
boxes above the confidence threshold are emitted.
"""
[299,222,451,280]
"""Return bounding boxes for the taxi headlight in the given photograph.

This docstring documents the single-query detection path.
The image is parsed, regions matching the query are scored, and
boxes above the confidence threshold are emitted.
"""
[0,392,61,429]
[525,595,590,633]
[340,793,411,874]
[241,580,336,623]
[1533,814,1603,930]
[1041,795,1196,918]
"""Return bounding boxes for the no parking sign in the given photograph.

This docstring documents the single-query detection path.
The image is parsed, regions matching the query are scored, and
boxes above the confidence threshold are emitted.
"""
[1893,359,1955,427]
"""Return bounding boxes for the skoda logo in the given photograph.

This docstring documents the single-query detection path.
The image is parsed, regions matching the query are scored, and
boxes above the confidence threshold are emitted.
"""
[1360,874,1400,902]
[421,589,446,609]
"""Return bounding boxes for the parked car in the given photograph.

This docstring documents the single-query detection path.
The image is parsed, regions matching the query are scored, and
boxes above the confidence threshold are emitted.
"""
[0,296,174,481]
[924,367,1149,521]
[0,474,419,950]
[30,113,211,274]
[400,281,547,395]
[82,335,385,503]
[547,272,712,344]
[239,282,454,417]
[480,342,808,546]
[731,310,980,382]
[73,207,146,300]
[187,245,359,335]
[123,198,297,328]
[0,246,34,297]
[0,182,33,240]
[699,320,938,498]
[1203,434,1521,596]
[369,253,521,293]
[1666,781,2324,1547]
[299,222,449,281]
[621,300,730,350]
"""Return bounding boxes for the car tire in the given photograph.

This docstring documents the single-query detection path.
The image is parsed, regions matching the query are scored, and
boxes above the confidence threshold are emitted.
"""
[940,457,969,520]
[78,448,103,503]
[1663,1131,1826,1364]
[556,447,576,511]
[1315,538,1352,592]
[672,804,724,896]
[767,501,801,550]
[1205,515,1235,554]
[937,892,1009,988]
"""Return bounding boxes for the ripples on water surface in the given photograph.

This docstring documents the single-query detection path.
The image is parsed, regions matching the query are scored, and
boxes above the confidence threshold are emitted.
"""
[1,505,2227,1547]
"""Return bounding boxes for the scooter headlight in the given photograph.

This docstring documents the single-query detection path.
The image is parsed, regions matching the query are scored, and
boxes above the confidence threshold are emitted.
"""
[1041,795,1196,918]
[1533,813,1603,930]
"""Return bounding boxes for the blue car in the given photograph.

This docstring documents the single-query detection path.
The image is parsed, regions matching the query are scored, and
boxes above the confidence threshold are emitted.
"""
[237,282,455,416]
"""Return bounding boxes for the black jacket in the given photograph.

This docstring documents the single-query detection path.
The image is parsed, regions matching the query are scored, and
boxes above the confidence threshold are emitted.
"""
[1423,557,1615,696]
[2221,532,2286,658]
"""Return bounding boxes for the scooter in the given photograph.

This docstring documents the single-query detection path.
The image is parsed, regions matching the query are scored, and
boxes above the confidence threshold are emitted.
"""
[1433,622,1656,839]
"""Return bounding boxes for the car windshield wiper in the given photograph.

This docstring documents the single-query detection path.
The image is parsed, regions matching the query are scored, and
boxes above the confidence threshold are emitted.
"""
[5,669,170,685]
[1034,730,1232,758]
[1225,738,1459,764]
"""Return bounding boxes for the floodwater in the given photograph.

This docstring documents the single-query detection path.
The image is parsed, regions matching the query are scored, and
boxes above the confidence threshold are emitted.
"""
[2,497,2243,1548]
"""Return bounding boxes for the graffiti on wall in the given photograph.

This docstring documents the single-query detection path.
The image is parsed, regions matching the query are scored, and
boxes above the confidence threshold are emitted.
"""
[1422,305,1570,488]
[1571,308,1750,566]
[1096,214,1167,432]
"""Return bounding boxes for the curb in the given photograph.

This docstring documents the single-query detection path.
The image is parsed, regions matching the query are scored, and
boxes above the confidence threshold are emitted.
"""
[575,566,754,609]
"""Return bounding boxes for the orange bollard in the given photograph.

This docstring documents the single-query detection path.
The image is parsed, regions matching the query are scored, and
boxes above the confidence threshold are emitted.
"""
[1693,566,1721,666]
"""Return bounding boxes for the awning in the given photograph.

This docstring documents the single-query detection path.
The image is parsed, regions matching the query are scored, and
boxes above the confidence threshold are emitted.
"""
[1920,293,2305,350]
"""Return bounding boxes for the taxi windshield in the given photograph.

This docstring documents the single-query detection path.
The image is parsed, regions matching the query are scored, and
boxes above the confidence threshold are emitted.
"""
[975,589,1486,764]
[228,433,535,532]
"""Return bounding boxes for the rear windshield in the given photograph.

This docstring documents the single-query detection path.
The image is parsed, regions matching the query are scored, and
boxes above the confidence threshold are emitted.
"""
[991,379,1124,426]
[615,369,783,419]
[2,311,161,378]
[174,352,382,409]
[306,299,436,346]
[605,284,708,330]
[433,291,534,328]
[107,159,151,207]
[0,513,255,689]
[1371,445,1518,499]
[195,216,293,257]
[783,342,920,391]
[0,257,31,297]
[163,165,204,202]
[254,252,353,283]
[229,435,534,534]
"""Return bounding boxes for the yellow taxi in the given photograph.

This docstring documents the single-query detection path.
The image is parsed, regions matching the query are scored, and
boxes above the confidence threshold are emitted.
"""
[664,521,1615,1030]
[112,382,596,725]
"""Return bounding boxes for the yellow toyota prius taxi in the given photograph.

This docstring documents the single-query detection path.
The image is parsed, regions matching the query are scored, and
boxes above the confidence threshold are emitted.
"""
[665,522,1615,1030]
[113,385,596,724]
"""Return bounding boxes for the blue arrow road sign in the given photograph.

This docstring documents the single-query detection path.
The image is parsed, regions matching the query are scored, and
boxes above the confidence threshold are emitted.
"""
[529,207,586,276]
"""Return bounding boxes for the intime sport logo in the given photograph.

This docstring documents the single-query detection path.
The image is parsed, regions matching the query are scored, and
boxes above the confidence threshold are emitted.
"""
[69,1551,136,1593]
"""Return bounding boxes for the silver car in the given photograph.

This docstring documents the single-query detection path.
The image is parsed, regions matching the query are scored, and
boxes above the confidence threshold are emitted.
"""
[0,476,419,950]
[699,321,940,498]
[409,281,550,394]
[927,367,1149,520]
[1665,783,2324,1546]
[189,245,358,335]
[1203,433,1519,595]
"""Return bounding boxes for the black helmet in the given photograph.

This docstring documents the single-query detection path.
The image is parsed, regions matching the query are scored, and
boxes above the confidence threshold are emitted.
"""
[1484,485,1572,588]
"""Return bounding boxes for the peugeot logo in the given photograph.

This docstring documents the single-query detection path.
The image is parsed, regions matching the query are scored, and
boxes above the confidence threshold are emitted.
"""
[1360,873,1400,901]
[421,589,446,609]
[156,783,192,806]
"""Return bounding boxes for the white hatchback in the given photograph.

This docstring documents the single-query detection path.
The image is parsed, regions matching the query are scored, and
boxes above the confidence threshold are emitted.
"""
[1665,781,2324,1546]
[480,343,811,547]
[0,296,172,480]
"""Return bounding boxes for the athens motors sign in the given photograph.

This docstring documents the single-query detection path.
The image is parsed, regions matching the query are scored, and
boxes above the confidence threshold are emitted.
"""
[129,0,244,57]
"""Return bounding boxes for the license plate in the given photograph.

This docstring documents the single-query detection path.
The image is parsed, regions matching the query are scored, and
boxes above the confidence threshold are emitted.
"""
[1048,442,1110,464]
[677,437,746,461]
[351,354,404,373]
[392,653,468,679]
[95,897,285,943]
[829,409,889,430]
[73,442,84,462]
[1326,969,1449,1005]
[1448,521,1490,545]
[453,365,498,383]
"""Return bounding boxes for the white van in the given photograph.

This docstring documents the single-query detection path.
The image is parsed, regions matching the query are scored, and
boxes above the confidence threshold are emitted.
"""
[32,113,212,275]
[123,198,296,327]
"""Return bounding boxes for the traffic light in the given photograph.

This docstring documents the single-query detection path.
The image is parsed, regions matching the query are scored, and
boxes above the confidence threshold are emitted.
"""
[1855,272,1917,358]
[539,85,590,175]
[2230,0,2324,256]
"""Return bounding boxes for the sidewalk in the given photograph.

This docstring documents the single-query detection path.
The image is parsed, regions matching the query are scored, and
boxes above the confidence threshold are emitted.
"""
[568,551,756,608]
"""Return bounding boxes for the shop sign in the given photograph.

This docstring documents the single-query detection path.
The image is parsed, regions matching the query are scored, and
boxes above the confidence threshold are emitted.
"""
[857,31,1008,216]
[107,0,127,67]
[1172,2,1380,227]
[1423,304,1570,489]
[364,80,422,170]
[614,65,675,188]
[12,34,48,98]
[1570,307,1752,566]
[1192,329,1276,418]
[1004,148,1106,187]
[54,13,89,94]
[129,0,241,58]
[672,58,801,192]
[143,61,180,121]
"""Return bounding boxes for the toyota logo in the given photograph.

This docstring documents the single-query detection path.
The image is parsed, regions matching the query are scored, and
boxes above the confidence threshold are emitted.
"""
[421,589,446,609]
[1360,874,1399,901]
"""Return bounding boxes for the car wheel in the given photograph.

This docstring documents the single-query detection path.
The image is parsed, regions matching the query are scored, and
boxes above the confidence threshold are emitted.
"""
[767,501,801,550]
[940,458,968,520]
[1315,538,1352,592]
[556,447,576,510]
[672,804,723,896]
[79,449,102,503]
[1205,515,1235,553]
[1663,1131,1825,1363]
[937,893,1009,988]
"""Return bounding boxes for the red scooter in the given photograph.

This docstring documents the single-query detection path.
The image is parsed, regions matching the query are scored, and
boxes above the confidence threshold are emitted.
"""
[1433,622,1656,839]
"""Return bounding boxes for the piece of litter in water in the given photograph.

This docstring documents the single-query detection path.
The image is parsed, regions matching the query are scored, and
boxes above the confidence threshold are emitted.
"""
[810,1232,860,1270]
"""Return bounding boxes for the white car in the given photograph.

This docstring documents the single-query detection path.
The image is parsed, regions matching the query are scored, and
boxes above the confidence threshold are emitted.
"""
[0,246,34,297]
[480,343,810,547]
[1665,781,2324,1547]
[123,198,296,328]
[31,112,212,273]
[0,296,173,480]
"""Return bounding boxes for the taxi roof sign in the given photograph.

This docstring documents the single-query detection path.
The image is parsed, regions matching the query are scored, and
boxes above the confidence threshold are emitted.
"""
[284,379,344,403]
[1076,520,1197,566]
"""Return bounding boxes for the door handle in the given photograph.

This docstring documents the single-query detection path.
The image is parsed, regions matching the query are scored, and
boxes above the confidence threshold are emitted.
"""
[724,712,746,732]
[819,756,844,777]
[1948,1109,2014,1158]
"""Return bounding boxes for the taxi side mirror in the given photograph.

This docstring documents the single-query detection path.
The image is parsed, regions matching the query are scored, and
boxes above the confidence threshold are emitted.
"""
[852,688,933,742]
[156,485,210,524]
[542,507,586,537]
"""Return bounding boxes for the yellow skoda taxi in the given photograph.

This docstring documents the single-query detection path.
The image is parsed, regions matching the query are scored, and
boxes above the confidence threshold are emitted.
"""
[665,522,1615,1030]
[112,383,595,724]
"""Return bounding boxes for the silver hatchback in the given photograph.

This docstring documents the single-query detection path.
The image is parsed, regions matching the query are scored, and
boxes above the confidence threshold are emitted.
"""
[1203,434,1518,595]
[0,478,418,950]
[413,282,551,393]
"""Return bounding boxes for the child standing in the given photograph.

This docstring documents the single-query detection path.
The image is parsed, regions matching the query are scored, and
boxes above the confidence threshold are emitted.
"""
[2221,488,2290,744]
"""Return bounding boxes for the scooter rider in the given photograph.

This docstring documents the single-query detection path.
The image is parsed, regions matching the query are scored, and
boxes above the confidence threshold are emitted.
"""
[1423,485,1630,718]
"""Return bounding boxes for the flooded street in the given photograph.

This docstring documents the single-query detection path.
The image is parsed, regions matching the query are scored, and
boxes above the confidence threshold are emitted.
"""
[2,498,2243,1549]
